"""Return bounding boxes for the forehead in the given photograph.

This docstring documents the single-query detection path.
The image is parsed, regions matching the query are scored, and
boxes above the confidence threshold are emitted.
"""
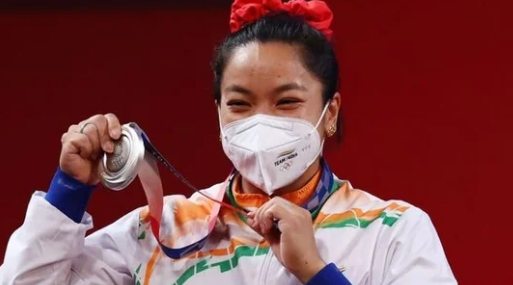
[222,42,314,87]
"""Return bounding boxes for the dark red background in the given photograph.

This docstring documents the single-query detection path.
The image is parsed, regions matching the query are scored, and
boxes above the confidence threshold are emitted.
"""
[0,0,511,284]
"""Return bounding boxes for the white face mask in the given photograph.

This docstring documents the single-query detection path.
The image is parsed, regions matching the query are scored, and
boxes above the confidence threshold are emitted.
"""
[219,103,330,195]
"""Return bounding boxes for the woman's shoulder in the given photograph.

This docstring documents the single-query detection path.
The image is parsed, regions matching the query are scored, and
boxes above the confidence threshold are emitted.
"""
[319,179,429,230]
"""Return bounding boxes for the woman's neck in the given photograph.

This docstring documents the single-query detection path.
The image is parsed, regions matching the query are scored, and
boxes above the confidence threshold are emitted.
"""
[240,158,322,196]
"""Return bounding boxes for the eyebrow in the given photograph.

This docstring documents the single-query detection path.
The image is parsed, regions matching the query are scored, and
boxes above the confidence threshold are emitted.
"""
[274,82,307,94]
[224,82,307,96]
[224,85,253,95]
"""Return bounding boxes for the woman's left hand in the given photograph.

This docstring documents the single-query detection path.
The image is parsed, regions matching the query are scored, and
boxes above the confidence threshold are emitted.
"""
[246,197,326,284]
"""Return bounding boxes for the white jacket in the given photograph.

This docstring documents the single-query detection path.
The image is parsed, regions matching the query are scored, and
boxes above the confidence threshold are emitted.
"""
[0,179,457,285]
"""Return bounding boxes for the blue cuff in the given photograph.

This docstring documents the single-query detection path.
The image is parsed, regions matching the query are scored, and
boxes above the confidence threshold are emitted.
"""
[45,168,96,223]
[305,263,352,285]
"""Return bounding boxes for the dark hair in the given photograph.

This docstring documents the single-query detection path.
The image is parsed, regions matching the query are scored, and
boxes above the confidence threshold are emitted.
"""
[211,12,343,140]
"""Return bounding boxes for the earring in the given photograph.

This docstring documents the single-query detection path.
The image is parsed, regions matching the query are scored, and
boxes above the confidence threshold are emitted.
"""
[327,125,336,137]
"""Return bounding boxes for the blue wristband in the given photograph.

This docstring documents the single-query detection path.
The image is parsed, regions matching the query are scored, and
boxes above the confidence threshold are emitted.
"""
[45,168,96,223]
[305,263,352,285]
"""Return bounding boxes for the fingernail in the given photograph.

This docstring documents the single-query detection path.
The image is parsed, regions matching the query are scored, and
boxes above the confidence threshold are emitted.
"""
[111,129,119,138]
[247,211,255,218]
[246,218,254,227]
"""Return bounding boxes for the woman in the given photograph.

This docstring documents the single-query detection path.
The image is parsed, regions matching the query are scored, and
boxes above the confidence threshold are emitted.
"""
[0,0,457,284]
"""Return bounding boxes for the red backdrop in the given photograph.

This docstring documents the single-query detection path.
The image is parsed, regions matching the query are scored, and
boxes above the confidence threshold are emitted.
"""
[0,1,511,284]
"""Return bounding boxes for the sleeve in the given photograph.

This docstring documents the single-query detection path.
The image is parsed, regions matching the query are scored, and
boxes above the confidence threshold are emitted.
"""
[305,263,352,285]
[0,169,138,285]
[381,208,458,285]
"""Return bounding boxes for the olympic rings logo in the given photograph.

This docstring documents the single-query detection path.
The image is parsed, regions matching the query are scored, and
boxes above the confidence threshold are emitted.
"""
[280,161,293,171]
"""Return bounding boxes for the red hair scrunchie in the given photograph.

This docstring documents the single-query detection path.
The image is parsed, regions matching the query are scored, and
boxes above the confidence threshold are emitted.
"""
[230,0,334,40]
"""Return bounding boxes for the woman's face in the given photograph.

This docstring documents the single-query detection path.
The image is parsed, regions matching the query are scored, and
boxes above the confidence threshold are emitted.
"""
[218,41,340,137]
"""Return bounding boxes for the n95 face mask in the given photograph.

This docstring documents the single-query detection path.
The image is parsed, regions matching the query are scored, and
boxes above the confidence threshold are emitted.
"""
[220,104,329,195]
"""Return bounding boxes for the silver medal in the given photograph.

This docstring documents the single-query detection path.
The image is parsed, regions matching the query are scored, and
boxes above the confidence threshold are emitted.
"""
[101,123,145,191]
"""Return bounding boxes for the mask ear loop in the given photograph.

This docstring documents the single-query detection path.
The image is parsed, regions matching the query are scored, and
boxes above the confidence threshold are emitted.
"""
[217,106,227,141]
[305,101,331,167]
[311,101,332,136]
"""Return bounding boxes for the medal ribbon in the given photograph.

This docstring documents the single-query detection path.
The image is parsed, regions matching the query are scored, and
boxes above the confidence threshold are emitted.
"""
[127,123,246,259]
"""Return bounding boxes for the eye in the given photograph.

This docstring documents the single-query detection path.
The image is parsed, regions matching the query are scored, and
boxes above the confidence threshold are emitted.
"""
[226,100,251,110]
[277,98,300,105]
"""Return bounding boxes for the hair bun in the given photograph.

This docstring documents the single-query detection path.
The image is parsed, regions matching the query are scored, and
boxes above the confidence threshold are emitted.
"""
[230,0,334,40]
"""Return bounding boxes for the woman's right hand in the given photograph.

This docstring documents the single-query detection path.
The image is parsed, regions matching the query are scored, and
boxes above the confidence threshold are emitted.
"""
[59,114,122,185]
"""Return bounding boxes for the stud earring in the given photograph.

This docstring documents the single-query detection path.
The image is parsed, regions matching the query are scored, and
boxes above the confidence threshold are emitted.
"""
[327,125,337,137]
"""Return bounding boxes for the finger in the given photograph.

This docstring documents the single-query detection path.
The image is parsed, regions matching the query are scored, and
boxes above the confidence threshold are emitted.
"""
[104,113,121,140]
[62,132,94,159]
[261,204,288,234]
[255,200,276,234]
[80,123,102,159]
[247,220,281,250]
[81,115,112,153]
[67,124,79,133]
[65,124,101,158]
[246,217,257,230]
[255,197,292,232]
[256,199,288,234]
[261,226,281,245]
[246,217,263,237]
[62,125,78,144]
[248,214,280,245]
[268,197,296,221]
[254,198,277,222]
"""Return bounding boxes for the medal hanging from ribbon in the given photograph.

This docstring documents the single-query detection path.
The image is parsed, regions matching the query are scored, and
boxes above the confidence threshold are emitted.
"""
[100,123,247,259]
